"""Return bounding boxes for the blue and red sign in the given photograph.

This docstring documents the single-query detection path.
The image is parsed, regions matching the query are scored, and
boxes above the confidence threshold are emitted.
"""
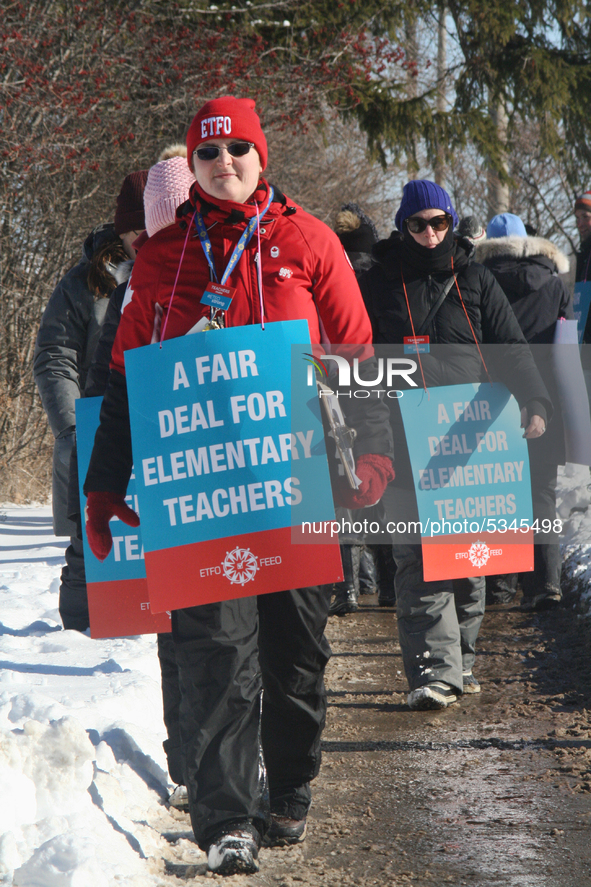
[124,320,342,611]
[398,382,533,580]
[76,397,171,638]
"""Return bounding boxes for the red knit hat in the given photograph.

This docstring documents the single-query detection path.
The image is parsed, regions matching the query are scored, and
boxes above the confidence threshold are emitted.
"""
[575,190,591,213]
[186,97,268,171]
[114,170,149,235]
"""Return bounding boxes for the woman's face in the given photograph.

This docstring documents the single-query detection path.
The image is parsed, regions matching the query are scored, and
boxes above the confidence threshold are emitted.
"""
[405,207,451,248]
[120,229,143,258]
[575,209,591,243]
[192,139,262,204]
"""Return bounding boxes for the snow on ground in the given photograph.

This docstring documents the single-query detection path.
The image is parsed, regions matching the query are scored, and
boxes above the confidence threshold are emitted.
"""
[0,505,203,886]
[1,467,591,885]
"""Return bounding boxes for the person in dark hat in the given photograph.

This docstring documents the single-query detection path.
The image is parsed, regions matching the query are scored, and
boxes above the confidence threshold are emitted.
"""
[574,191,591,397]
[34,169,148,632]
[332,204,397,612]
[334,203,379,275]
[360,179,551,711]
[575,189,591,267]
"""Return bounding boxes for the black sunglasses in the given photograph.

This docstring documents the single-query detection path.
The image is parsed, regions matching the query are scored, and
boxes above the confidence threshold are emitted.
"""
[406,214,451,234]
[194,141,254,161]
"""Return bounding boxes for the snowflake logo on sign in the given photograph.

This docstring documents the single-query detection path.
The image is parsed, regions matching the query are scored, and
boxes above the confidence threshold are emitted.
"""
[468,541,491,568]
[222,547,259,586]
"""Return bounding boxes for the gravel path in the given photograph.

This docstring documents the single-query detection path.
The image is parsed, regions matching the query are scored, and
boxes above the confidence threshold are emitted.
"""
[178,589,591,886]
[159,466,591,884]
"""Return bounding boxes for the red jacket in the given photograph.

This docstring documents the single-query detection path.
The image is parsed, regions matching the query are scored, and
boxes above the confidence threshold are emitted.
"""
[110,180,372,373]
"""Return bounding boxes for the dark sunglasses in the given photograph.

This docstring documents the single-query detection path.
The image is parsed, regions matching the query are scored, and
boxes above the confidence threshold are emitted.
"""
[194,141,254,161]
[406,213,451,234]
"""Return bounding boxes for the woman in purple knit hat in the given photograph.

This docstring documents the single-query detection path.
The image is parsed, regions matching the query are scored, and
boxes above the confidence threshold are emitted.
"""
[359,179,551,711]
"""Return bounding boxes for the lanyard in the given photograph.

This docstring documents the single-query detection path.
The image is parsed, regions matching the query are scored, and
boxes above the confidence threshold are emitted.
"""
[193,185,274,286]
[400,258,492,396]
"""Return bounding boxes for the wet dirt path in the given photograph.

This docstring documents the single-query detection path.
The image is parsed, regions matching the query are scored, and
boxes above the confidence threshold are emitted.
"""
[164,593,591,886]
[249,593,591,887]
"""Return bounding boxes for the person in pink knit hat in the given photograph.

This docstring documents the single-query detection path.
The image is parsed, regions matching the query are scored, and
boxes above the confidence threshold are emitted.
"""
[82,145,195,815]
[33,168,148,635]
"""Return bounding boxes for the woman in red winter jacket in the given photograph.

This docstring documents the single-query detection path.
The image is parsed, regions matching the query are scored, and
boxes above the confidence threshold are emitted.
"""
[83,97,393,876]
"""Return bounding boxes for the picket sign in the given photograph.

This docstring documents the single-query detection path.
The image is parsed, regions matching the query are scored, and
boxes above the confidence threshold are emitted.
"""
[573,281,591,343]
[124,320,342,612]
[397,382,534,581]
[76,397,171,638]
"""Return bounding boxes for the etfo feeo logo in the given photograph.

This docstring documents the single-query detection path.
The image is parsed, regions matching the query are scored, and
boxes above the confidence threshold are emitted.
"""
[468,541,491,568]
[222,547,259,586]
[457,541,503,568]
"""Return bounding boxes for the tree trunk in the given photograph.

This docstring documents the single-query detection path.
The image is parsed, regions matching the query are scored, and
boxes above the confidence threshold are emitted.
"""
[487,101,510,218]
[434,4,447,187]
[405,18,418,179]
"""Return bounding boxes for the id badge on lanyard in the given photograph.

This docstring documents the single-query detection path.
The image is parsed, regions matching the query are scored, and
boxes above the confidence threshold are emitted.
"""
[201,282,236,312]
[404,335,430,354]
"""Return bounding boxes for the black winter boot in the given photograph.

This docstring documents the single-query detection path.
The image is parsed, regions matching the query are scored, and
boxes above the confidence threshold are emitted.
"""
[359,546,378,595]
[374,545,396,607]
[329,545,360,616]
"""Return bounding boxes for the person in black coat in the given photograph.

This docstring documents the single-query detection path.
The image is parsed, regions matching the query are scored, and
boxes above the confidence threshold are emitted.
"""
[476,212,573,610]
[575,189,591,303]
[574,191,591,393]
[330,204,397,613]
[360,180,551,711]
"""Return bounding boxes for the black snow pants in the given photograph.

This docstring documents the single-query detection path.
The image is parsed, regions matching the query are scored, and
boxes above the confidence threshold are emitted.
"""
[157,632,184,786]
[60,449,90,632]
[169,584,332,849]
[60,527,90,632]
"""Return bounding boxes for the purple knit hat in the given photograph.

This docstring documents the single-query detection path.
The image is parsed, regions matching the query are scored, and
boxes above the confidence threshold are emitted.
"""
[395,179,459,231]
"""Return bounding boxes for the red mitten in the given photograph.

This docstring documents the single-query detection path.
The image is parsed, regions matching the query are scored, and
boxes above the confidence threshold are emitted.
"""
[337,454,395,509]
[85,491,140,561]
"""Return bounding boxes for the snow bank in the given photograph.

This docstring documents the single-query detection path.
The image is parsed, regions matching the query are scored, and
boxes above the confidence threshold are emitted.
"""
[0,507,205,886]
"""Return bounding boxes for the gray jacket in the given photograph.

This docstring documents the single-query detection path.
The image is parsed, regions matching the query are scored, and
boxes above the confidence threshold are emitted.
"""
[34,224,116,533]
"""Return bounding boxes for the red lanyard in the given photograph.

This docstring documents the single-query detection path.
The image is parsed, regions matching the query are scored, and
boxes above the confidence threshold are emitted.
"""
[401,269,429,396]
[400,259,493,392]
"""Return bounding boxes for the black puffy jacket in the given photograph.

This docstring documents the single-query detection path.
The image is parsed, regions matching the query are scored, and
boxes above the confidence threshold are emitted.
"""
[361,232,550,405]
[359,232,551,487]
[475,235,572,343]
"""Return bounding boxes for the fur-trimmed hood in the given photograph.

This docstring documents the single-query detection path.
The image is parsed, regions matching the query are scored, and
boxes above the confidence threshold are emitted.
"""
[474,230,574,352]
[475,235,570,275]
